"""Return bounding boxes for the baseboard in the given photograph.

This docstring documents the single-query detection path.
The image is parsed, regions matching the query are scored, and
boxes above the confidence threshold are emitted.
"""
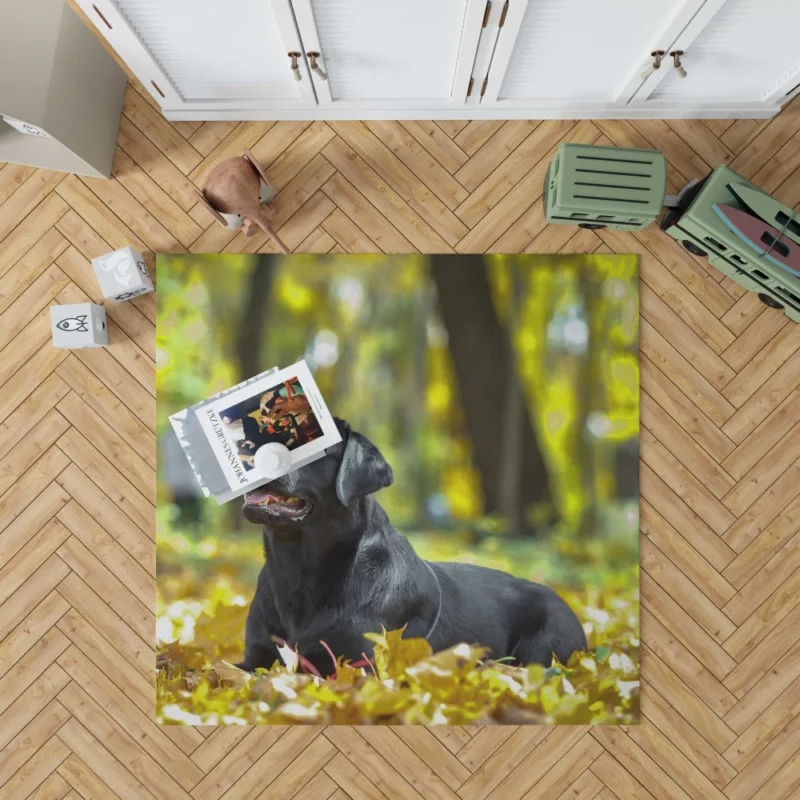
[162,104,781,122]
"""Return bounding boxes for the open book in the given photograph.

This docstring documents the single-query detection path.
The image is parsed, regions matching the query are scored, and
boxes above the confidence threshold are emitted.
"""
[169,360,341,504]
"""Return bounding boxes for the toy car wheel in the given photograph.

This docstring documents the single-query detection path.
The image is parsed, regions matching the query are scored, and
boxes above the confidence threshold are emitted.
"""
[758,293,784,310]
[578,223,606,230]
[682,240,707,257]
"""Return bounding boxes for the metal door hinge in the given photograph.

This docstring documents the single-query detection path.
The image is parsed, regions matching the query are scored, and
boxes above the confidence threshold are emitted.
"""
[482,1,492,27]
[499,1,509,27]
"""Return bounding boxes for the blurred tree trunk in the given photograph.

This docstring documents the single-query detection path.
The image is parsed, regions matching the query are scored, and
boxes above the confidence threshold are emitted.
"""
[236,256,278,381]
[575,260,598,538]
[411,287,433,527]
[496,263,524,535]
[231,257,277,530]
[430,256,551,532]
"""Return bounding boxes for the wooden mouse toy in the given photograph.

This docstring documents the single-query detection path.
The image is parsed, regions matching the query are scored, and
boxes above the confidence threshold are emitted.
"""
[197,148,289,253]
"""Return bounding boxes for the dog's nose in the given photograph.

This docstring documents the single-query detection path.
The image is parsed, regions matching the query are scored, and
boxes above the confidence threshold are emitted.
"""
[269,472,297,495]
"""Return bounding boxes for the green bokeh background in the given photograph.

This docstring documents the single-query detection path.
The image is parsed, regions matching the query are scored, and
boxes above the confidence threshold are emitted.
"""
[156,254,639,661]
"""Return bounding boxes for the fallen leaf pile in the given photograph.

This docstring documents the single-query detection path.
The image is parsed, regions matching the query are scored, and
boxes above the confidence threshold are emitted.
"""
[156,576,639,725]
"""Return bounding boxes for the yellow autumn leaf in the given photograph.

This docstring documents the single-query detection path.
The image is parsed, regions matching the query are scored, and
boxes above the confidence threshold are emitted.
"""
[364,627,433,680]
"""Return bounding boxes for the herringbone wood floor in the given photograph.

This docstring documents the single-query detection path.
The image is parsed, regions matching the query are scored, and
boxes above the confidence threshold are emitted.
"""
[3,64,800,799]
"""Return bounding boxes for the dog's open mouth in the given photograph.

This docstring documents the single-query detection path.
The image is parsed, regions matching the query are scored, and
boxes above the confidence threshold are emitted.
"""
[243,486,310,521]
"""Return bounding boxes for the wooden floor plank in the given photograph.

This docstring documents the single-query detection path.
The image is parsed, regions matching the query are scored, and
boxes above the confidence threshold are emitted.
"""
[0,666,70,760]
[591,727,696,800]
[0,626,70,717]
[56,620,155,721]
[454,121,506,156]
[111,148,202,249]
[188,121,278,186]
[455,119,578,230]
[638,679,737,790]
[0,591,70,683]
[641,500,736,608]
[0,193,69,281]
[456,728,549,800]
[56,573,154,681]
[639,356,735,463]
[0,554,70,645]
[364,121,469,211]
[2,64,800,800]
[400,120,469,175]
[55,433,155,544]
[723,639,800,734]
[323,752,387,800]
[723,533,800,628]
[639,645,736,752]
[56,391,154,504]
[122,85,202,176]
[722,389,800,479]
[189,727,288,800]
[56,681,196,799]
[116,115,200,212]
[321,173,414,253]
[0,163,36,207]
[0,481,70,566]
[640,609,737,717]
[56,534,153,642]
[0,229,68,317]
[56,716,157,800]
[322,137,450,252]
[454,121,539,192]
[0,733,71,800]
[641,573,738,681]
[57,753,119,800]
[55,281,156,395]
[57,639,205,761]
[330,121,468,246]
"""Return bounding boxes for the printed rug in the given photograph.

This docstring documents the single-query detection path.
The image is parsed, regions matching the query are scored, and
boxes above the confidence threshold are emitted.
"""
[155,253,640,725]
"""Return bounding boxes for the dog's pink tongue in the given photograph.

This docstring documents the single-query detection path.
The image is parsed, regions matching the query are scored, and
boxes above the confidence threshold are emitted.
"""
[245,486,274,505]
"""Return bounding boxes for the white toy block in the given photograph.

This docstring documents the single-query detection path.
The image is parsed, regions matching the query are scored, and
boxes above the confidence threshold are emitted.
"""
[50,303,107,349]
[91,246,154,302]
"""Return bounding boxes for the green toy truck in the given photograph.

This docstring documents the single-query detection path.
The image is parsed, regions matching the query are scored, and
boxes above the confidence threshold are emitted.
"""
[660,165,800,322]
[543,142,800,323]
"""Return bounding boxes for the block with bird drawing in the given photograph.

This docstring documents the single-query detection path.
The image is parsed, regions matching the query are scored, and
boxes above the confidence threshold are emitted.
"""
[92,245,154,302]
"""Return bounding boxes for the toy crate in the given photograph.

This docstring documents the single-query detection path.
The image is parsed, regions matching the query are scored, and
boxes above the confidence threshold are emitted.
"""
[661,165,800,322]
[544,143,667,231]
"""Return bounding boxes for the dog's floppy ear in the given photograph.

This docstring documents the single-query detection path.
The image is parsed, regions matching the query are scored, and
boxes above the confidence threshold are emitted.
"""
[335,429,394,506]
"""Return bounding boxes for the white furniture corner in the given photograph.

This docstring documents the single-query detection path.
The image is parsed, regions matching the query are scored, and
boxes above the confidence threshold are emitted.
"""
[0,0,127,178]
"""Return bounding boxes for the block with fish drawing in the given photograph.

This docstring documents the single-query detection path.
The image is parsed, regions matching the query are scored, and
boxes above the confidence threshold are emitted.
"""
[50,303,108,349]
[92,246,154,302]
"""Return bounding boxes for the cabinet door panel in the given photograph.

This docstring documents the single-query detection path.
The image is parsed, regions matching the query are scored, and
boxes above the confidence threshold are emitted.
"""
[77,0,316,110]
[494,0,673,103]
[483,0,704,107]
[643,0,800,105]
[291,0,485,107]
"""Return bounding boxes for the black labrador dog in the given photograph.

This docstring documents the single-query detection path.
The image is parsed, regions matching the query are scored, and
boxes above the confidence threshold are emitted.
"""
[239,419,586,675]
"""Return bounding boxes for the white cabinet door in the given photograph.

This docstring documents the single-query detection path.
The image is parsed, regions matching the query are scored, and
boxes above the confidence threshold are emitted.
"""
[289,0,486,109]
[75,0,317,112]
[631,0,800,112]
[480,0,707,111]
